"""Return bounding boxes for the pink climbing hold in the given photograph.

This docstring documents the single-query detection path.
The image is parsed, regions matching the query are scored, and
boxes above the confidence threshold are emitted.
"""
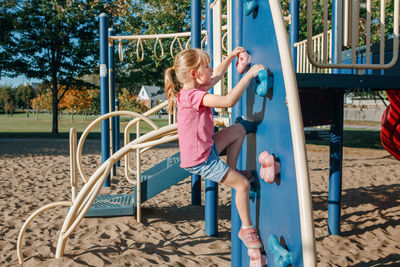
[258,151,280,183]
[248,248,267,267]
[236,51,251,74]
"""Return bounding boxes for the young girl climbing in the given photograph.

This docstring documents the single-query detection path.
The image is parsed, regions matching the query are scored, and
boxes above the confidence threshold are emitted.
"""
[164,47,265,249]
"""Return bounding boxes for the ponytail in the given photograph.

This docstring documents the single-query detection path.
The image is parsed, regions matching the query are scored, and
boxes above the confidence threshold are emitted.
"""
[164,67,177,114]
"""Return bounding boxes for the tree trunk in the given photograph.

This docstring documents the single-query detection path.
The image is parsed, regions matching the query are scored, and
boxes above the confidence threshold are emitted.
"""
[52,79,59,134]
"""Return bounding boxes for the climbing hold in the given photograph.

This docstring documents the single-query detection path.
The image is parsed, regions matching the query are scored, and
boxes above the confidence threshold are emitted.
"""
[249,188,256,200]
[235,116,259,134]
[248,248,267,267]
[244,0,259,16]
[255,69,274,97]
[268,235,293,267]
[258,151,280,183]
[236,51,251,74]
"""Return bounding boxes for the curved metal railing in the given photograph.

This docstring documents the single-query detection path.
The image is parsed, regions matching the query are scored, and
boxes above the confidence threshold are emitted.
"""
[16,110,179,264]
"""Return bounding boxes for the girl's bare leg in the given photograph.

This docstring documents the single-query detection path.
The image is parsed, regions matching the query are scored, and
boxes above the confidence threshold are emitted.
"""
[214,123,246,168]
[222,168,252,226]
[214,124,252,226]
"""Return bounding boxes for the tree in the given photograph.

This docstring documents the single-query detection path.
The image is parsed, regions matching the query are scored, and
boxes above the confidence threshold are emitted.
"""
[87,89,101,115]
[15,84,36,116]
[0,85,16,115]
[59,86,93,122]
[0,0,104,133]
[118,88,148,113]
[106,0,192,96]
[30,89,52,120]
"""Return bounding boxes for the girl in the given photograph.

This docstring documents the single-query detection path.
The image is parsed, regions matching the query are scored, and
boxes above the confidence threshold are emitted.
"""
[164,47,265,249]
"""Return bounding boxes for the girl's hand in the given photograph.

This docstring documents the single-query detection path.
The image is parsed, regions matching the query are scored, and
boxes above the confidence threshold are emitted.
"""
[230,47,245,58]
[248,64,265,78]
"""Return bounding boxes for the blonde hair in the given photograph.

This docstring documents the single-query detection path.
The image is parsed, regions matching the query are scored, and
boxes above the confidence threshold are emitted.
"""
[164,48,210,113]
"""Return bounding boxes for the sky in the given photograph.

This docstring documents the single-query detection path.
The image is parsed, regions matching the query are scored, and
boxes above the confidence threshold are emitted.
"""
[0,75,41,88]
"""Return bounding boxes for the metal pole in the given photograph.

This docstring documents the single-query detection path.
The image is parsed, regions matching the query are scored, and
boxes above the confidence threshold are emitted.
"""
[231,0,243,265]
[191,0,202,206]
[99,13,110,187]
[289,0,299,69]
[109,27,116,176]
[115,99,120,167]
[328,93,344,235]
[328,0,344,235]
[205,0,218,237]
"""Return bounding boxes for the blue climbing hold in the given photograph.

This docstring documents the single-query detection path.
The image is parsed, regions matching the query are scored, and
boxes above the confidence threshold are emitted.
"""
[244,0,259,16]
[268,235,293,267]
[256,69,274,97]
[235,116,258,134]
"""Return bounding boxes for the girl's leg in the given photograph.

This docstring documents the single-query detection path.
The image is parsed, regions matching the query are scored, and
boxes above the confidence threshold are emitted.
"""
[215,124,263,248]
[221,168,252,226]
[214,123,251,225]
[214,123,246,168]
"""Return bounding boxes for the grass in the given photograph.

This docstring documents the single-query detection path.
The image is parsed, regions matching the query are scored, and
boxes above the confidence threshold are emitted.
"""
[0,112,169,139]
[0,112,384,150]
[306,129,383,150]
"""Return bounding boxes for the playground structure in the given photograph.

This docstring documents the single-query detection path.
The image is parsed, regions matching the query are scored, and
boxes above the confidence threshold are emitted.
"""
[16,0,400,266]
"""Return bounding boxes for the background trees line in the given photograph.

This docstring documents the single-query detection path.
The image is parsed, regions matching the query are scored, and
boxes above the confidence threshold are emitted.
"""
[0,83,148,119]
[0,0,396,133]
[0,0,191,133]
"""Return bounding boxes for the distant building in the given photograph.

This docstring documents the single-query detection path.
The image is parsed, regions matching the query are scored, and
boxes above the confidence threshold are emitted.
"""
[24,82,40,93]
[344,93,389,122]
[137,85,166,108]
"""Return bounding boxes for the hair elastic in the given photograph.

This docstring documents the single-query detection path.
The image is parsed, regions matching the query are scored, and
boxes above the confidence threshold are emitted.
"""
[171,66,175,71]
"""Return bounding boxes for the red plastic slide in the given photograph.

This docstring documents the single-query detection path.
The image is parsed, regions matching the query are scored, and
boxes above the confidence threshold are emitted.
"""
[381,90,400,160]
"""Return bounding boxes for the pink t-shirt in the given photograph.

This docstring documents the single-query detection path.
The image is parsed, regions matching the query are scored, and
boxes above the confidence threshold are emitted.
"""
[177,88,214,168]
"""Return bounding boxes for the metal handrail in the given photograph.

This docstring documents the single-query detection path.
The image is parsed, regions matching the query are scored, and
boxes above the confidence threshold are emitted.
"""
[306,0,399,70]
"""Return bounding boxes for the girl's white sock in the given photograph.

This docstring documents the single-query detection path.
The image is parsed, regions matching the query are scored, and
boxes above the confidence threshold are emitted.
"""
[242,225,253,230]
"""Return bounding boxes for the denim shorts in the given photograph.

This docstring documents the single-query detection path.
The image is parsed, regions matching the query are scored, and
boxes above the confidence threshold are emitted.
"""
[184,143,230,183]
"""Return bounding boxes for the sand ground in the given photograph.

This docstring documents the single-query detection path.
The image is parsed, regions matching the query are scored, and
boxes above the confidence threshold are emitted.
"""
[0,138,399,266]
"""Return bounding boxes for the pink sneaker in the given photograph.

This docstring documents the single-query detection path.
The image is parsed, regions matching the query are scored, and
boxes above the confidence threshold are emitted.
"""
[248,248,267,267]
[238,227,263,249]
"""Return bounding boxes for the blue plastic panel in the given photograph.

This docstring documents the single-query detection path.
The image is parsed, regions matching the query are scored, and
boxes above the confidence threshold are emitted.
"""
[86,152,189,218]
[85,194,134,217]
[135,152,190,202]
[235,1,304,266]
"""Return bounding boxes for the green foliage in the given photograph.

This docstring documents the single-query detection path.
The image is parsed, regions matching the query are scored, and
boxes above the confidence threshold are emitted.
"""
[0,85,16,114]
[0,0,104,133]
[281,0,396,45]
[118,88,148,113]
[87,89,101,114]
[15,84,35,109]
[108,0,192,95]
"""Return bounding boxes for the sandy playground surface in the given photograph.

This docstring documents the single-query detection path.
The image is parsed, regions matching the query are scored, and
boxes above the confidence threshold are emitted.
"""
[0,138,399,266]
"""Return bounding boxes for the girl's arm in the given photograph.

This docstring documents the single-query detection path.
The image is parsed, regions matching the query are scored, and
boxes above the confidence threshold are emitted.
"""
[202,64,265,108]
[203,47,245,91]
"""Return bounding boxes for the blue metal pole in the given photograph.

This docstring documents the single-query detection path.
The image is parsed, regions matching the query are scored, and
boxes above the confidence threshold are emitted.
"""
[115,99,120,167]
[99,13,110,187]
[231,0,243,265]
[109,27,116,176]
[204,0,218,237]
[331,0,342,71]
[328,0,344,235]
[191,0,202,206]
[328,93,344,235]
[289,0,299,69]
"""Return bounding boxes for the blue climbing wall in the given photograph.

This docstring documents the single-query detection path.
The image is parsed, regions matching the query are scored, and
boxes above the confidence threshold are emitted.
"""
[232,1,305,266]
